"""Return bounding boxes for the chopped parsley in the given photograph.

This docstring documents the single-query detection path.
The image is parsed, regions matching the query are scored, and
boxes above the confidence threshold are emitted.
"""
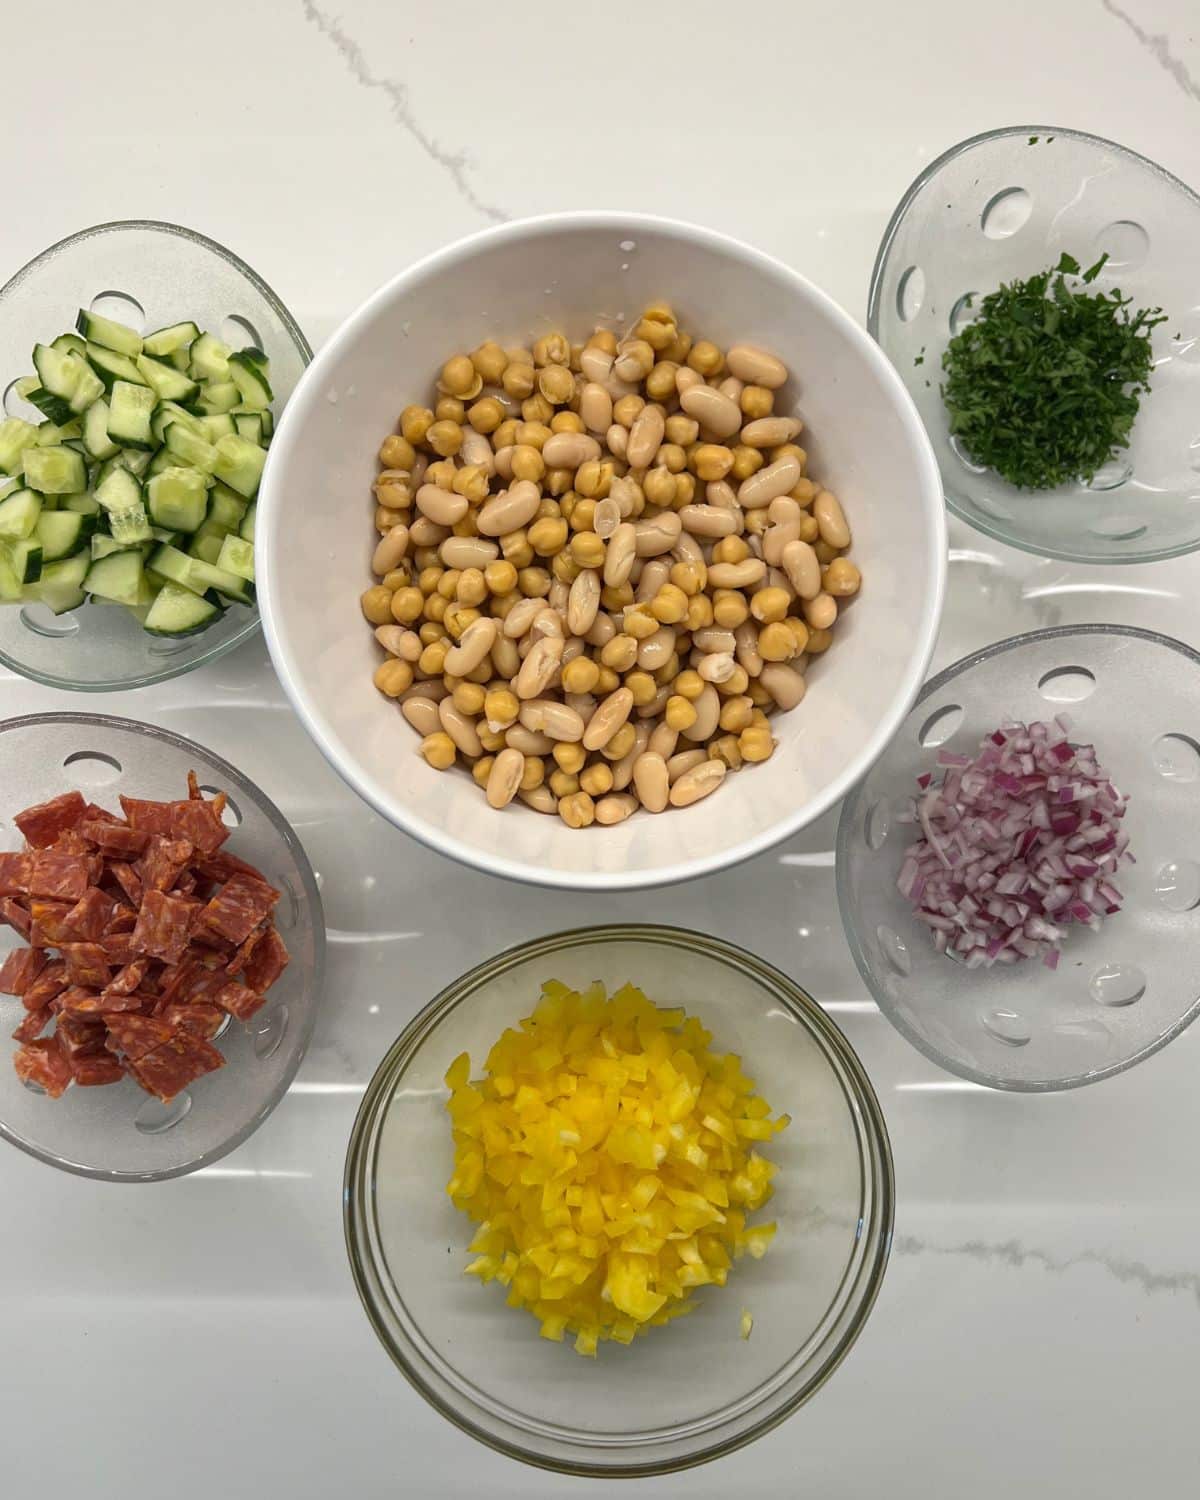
[940,252,1166,489]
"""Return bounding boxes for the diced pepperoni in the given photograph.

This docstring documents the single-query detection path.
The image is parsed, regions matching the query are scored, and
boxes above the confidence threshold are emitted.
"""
[62,943,112,989]
[12,1005,53,1043]
[243,927,290,995]
[103,1013,174,1062]
[0,897,31,939]
[14,791,87,849]
[56,1013,106,1060]
[130,890,197,965]
[105,905,137,935]
[13,1038,72,1097]
[160,1002,225,1040]
[0,852,31,896]
[131,1031,224,1101]
[102,959,151,999]
[199,874,279,946]
[78,821,149,857]
[99,933,137,966]
[72,1052,125,1086]
[26,851,89,903]
[170,797,230,855]
[108,862,143,908]
[55,986,105,1015]
[227,921,268,975]
[119,796,175,835]
[63,886,116,942]
[158,958,226,1009]
[82,803,122,825]
[0,946,47,996]
[214,981,267,1021]
[29,901,78,947]
[24,959,68,1010]
[174,871,197,896]
[136,835,194,894]
[194,850,270,886]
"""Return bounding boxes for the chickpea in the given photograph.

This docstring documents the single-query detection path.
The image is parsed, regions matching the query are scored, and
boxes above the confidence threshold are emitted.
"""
[533,332,570,366]
[562,655,601,694]
[549,769,580,799]
[437,570,461,601]
[625,670,658,706]
[665,695,698,731]
[674,669,705,701]
[521,393,553,425]
[379,434,416,471]
[823,558,861,596]
[575,460,613,499]
[558,791,596,829]
[658,442,687,474]
[456,568,488,608]
[484,687,519,727]
[740,385,774,419]
[709,735,743,771]
[361,585,394,625]
[420,732,457,770]
[501,361,535,399]
[623,605,659,641]
[426,419,463,458]
[440,354,477,397]
[644,361,678,401]
[452,681,486,715]
[739,725,775,762]
[687,340,724,376]
[650,584,689,625]
[434,397,465,424]
[570,531,606,569]
[814,540,840,566]
[520,756,545,791]
[419,639,449,676]
[501,532,534,568]
[685,593,714,631]
[494,418,521,450]
[528,517,568,556]
[551,551,580,584]
[538,365,575,405]
[517,566,552,597]
[613,394,645,428]
[603,723,637,761]
[373,659,413,697]
[400,405,433,445]
[471,340,508,382]
[509,445,544,484]
[643,467,676,507]
[601,635,638,672]
[580,763,614,797]
[484,560,518,595]
[467,396,504,434]
[389,586,424,624]
[551,410,585,434]
[758,622,798,662]
[671,560,705,596]
[797,512,820,544]
[712,590,749,629]
[594,665,620,695]
[806,626,833,654]
[712,535,750,565]
[664,413,699,446]
[423,593,448,623]
[568,497,596,532]
[553,741,587,774]
[730,445,764,481]
[692,444,734,482]
[719,695,754,733]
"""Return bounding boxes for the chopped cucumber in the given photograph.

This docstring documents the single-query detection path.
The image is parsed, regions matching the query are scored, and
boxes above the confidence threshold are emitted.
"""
[0,551,22,600]
[37,417,83,446]
[35,510,93,561]
[25,385,74,424]
[63,492,102,516]
[83,399,121,460]
[143,580,223,637]
[166,422,219,471]
[94,465,142,513]
[91,533,139,561]
[135,353,198,403]
[188,332,231,380]
[0,488,42,539]
[217,533,255,582]
[198,414,236,442]
[195,380,239,414]
[84,549,146,605]
[2,538,43,583]
[147,467,208,533]
[85,343,147,391]
[50,333,88,360]
[188,555,255,605]
[212,434,266,498]
[207,483,247,530]
[142,321,200,358]
[109,505,152,546]
[228,350,273,408]
[239,501,256,543]
[0,418,39,476]
[107,381,156,450]
[26,553,87,614]
[75,308,142,357]
[188,531,226,565]
[233,413,264,445]
[22,445,86,494]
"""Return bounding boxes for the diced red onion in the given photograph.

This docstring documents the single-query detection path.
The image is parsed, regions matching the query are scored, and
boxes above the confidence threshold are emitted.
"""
[896,717,1130,969]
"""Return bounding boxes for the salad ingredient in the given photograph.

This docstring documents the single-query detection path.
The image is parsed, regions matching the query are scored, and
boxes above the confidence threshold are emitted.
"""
[941,253,1165,490]
[0,310,272,632]
[897,716,1131,968]
[2,776,289,1100]
[445,979,788,1357]
[366,303,861,825]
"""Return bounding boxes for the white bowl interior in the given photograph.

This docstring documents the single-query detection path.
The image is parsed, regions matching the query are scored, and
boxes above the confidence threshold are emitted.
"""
[260,215,945,888]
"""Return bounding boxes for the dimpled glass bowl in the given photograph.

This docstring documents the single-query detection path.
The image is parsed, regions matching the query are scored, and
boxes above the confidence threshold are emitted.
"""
[0,713,325,1180]
[344,925,893,1477]
[869,126,1200,564]
[837,625,1200,1091]
[0,220,311,689]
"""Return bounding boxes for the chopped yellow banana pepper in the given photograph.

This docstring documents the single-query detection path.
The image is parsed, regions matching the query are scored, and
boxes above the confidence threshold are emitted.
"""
[445,979,789,1357]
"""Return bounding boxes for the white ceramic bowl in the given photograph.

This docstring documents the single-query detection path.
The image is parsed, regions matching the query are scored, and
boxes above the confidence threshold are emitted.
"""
[259,213,946,890]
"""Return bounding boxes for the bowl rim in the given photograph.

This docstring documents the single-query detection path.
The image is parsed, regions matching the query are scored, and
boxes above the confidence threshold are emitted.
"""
[259,208,948,891]
[0,709,326,1180]
[0,218,313,691]
[835,622,1200,1092]
[343,921,895,1476]
[866,123,1200,567]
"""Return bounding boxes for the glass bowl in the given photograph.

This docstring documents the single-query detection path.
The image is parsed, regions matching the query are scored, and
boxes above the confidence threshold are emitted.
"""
[344,924,893,1477]
[0,219,311,690]
[0,712,325,1180]
[836,625,1200,1092]
[868,125,1200,564]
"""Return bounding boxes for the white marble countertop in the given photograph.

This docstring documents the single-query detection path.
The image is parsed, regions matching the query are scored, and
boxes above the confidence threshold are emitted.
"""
[4,2,1200,1494]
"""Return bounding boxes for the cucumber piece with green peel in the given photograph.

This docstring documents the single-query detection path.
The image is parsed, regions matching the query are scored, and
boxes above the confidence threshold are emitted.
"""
[0,418,39,476]
[75,308,142,357]
[0,488,42,539]
[22,445,86,494]
[217,533,254,582]
[146,467,208,533]
[142,321,200,358]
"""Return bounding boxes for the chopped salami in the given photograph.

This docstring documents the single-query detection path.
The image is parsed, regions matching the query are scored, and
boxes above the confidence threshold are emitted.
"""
[72,1052,125,1086]
[13,1038,72,1097]
[62,943,112,989]
[63,886,116,941]
[12,1005,53,1043]
[103,1013,174,1062]
[55,986,104,1015]
[195,849,270,886]
[227,921,267,974]
[136,835,194,894]
[83,803,122,825]
[29,901,79,947]
[130,889,197,965]
[23,959,68,1010]
[78,821,149,857]
[108,862,143,908]
[105,905,137,935]
[160,1002,225,1040]
[119,796,175,835]
[99,933,137,966]
[131,1031,224,1101]
[170,796,230,855]
[0,946,47,996]
[214,981,267,1021]
[56,1013,106,1059]
[14,791,87,849]
[199,873,279,946]
[26,850,89,903]
[174,871,197,896]
[103,959,151,999]
[244,926,290,995]
[0,897,31,939]
[0,852,31,896]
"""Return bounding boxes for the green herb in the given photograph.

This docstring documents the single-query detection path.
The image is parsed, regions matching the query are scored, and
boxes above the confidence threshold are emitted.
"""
[1028,135,1039,144]
[940,251,1166,489]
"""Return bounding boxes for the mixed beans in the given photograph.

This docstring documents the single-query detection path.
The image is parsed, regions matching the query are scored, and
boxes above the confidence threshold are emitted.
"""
[360,303,861,829]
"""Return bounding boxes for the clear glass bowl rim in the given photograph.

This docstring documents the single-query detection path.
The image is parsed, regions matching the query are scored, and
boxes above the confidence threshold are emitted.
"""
[0,709,326,1180]
[835,622,1200,1091]
[0,218,313,690]
[343,921,895,1477]
[866,123,1200,566]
